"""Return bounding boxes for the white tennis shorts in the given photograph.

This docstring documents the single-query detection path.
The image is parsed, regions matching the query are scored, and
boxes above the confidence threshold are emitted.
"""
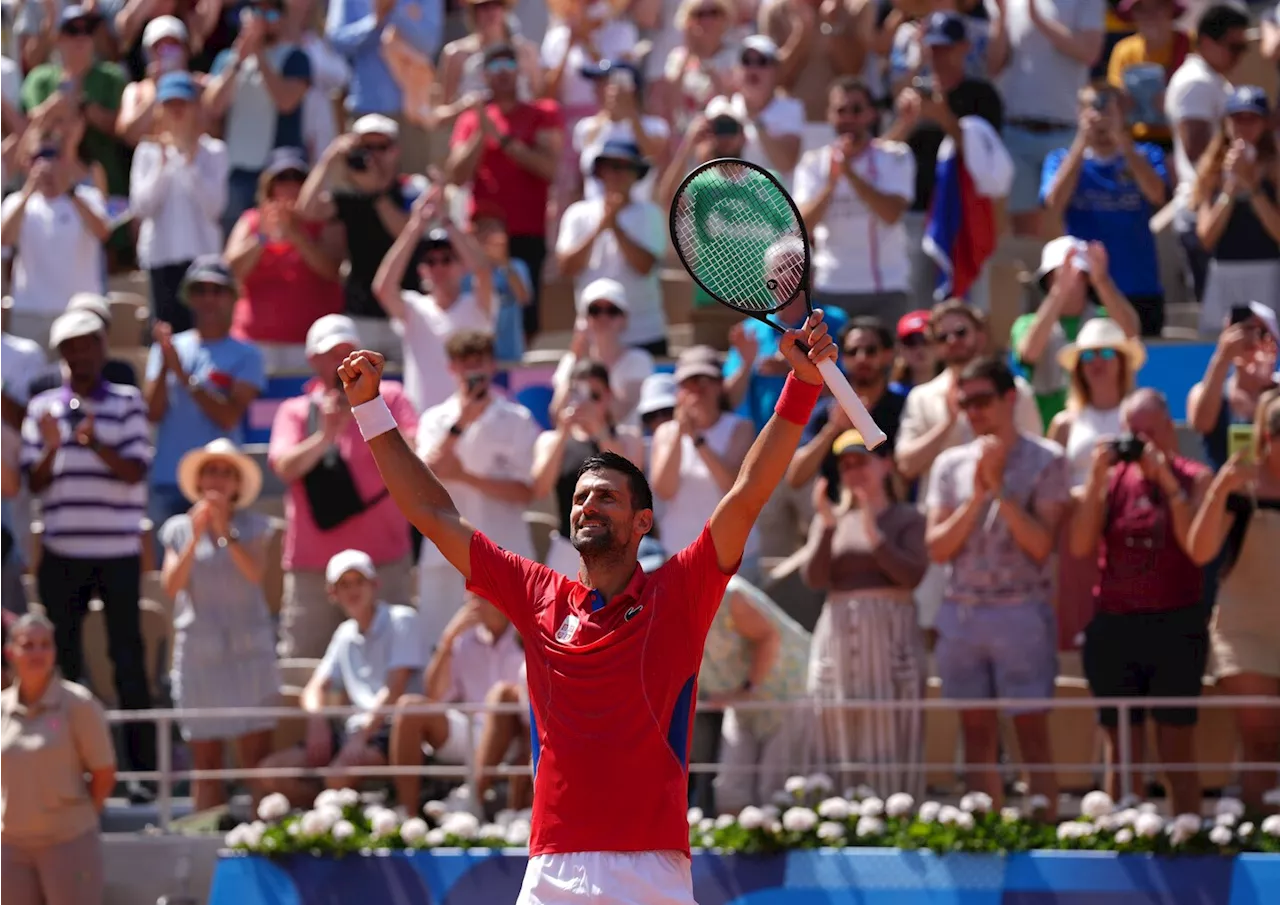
[516,850,695,904]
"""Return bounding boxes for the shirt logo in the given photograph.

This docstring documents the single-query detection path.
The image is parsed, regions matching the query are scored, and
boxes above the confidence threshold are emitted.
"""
[555,614,580,643]
[624,604,644,622]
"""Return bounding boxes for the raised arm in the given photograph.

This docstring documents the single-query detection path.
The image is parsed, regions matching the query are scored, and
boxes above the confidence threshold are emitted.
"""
[338,351,477,580]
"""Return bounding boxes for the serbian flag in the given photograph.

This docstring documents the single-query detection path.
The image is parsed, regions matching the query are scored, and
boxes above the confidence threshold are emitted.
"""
[922,116,1013,302]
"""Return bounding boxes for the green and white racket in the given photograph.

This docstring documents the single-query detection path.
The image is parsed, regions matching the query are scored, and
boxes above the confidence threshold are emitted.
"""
[668,158,887,449]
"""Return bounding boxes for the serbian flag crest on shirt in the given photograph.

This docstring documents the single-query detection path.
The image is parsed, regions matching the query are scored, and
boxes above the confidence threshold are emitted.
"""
[922,115,1014,302]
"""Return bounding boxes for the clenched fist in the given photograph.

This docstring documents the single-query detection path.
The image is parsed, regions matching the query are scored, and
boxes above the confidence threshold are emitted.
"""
[338,350,386,407]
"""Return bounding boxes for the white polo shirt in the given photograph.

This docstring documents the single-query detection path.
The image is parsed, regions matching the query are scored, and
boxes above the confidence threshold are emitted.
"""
[316,602,427,734]
[416,394,540,569]
[446,623,526,730]
[730,92,805,188]
[396,290,492,412]
[0,187,107,314]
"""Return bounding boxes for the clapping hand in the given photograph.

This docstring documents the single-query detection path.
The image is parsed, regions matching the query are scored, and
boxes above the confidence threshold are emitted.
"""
[974,435,1007,495]
[38,411,61,450]
[1083,240,1110,286]
[728,322,759,365]
[73,411,96,449]
[1215,451,1258,494]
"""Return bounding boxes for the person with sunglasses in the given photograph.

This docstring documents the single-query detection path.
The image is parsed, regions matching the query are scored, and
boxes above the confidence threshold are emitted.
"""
[1011,235,1140,429]
[721,35,803,185]
[658,0,739,130]
[925,355,1070,817]
[890,309,941,393]
[372,185,494,412]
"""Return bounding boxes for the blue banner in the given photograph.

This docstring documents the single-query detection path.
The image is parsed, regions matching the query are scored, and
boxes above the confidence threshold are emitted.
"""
[209,850,1280,905]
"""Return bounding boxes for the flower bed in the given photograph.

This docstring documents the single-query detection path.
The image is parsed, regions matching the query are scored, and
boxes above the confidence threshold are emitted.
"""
[225,776,1280,859]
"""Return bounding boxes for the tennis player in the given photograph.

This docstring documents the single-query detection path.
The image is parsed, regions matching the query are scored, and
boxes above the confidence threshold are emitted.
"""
[337,313,834,905]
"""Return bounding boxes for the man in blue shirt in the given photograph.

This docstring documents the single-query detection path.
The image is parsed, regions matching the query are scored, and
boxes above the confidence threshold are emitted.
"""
[326,0,442,172]
[144,257,267,539]
[1040,85,1169,336]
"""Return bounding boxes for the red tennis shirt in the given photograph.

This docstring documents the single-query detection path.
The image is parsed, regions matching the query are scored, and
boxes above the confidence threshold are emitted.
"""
[465,523,736,858]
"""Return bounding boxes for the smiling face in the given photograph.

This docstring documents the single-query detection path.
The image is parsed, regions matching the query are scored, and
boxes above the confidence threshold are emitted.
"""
[932,311,982,367]
[829,83,877,139]
[569,468,652,556]
[196,457,243,503]
[59,331,106,385]
[7,621,56,685]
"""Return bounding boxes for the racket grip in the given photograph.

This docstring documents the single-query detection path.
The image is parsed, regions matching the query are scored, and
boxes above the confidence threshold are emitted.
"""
[815,358,888,450]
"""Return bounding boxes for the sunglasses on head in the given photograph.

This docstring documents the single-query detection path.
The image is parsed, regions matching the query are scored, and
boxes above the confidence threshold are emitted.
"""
[957,390,998,411]
[587,303,624,318]
[1079,347,1118,364]
[936,326,970,344]
[844,344,882,359]
[901,332,929,348]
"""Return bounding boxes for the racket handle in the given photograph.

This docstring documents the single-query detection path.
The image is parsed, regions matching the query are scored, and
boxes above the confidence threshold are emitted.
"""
[815,358,888,451]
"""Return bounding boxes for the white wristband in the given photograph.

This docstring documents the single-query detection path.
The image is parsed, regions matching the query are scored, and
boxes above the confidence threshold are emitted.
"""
[353,396,397,441]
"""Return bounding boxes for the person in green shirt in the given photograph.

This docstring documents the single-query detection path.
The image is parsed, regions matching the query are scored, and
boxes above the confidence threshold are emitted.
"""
[1010,235,1141,427]
[21,6,128,198]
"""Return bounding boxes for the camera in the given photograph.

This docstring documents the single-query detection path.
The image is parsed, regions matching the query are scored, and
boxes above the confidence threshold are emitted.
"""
[345,148,371,172]
[1090,89,1111,112]
[465,373,490,398]
[1111,433,1145,463]
[911,74,936,96]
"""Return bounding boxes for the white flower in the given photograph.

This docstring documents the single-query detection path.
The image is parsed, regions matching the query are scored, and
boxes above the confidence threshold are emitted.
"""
[370,809,400,838]
[400,817,429,844]
[715,814,736,830]
[1000,807,1021,824]
[1216,797,1246,819]
[860,797,885,818]
[1216,812,1238,828]
[938,805,961,826]
[806,773,835,796]
[314,789,341,810]
[918,801,942,823]
[760,805,781,821]
[425,828,448,847]
[1238,822,1255,839]
[300,809,337,836]
[856,816,886,838]
[493,809,516,828]
[1081,791,1115,820]
[1114,828,1134,845]
[854,784,878,800]
[287,822,301,836]
[505,820,531,847]
[782,807,818,833]
[1259,814,1280,837]
[817,821,846,843]
[1057,821,1091,841]
[699,834,715,848]
[1209,825,1234,846]
[1170,813,1201,846]
[1117,793,1141,809]
[885,793,915,819]
[1138,802,1159,815]
[423,800,449,820]
[224,823,249,848]
[480,823,506,840]
[257,792,291,822]
[335,788,360,807]
[1093,814,1118,833]
[697,818,714,834]
[738,806,766,830]
[956,811,977,831]
[447,784,472,802]
[784,776,808,796]
[1028,794,1051,813]
[817,797,852,821]
[687,807,705,826]
[1134,813,1165,838]
[442,811,480,840]
[332,820,356,841]
[1114,808,1139,828]
[767,820,783,834]
[959,792,993,814]
[315,804,343,830]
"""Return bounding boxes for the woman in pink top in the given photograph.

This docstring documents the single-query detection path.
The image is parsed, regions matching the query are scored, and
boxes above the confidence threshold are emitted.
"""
[225,148,344,372]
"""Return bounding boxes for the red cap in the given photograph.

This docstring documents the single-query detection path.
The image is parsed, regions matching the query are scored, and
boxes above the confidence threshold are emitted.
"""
[897,310,931,339]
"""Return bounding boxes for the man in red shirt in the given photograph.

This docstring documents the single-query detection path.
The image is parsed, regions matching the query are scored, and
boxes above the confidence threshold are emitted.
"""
[338,312,835,905]
[447,43,562,344]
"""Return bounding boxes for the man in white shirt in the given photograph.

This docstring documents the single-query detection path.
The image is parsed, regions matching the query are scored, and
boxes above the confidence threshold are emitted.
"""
[729,36,804,186]
[1165,4,1249,300]
[372,188,493,411]
[556,139,669,355]
[415,330,539,648]
[389,590,526,810]
[793,76,916,325]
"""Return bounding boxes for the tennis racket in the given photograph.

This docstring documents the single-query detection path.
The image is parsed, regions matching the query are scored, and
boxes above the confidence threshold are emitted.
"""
[668,158,887,450]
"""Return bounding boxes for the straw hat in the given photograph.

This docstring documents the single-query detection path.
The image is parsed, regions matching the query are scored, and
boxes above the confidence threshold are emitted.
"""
[1056,318,1146,374]
[176,439,263,508]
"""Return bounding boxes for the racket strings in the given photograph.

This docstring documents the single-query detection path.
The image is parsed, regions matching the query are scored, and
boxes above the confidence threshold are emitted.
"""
[670,162,807,313]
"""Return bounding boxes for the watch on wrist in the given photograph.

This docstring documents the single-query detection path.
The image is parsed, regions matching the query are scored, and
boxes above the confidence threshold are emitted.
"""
[216,527,241,550]
[187,374,202,392]
[693,435,707,448]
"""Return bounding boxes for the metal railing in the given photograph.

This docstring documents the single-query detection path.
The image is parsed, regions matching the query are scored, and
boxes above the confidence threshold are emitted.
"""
[101,695,1280,831]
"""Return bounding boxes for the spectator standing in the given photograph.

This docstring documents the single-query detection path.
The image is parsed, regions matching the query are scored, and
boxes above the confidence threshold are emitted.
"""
[557,140,668,354]
[19,311,155,795]
[1191,86,1280,333]
[801,431,928,798]
[925,356,1069,815]
[372,188,495,412]
[130,71,228,331]
[415,330,539,648]
[225,147,345,372]
[1011,236,1141,428]
[888,0,992,96]
[325,0,442,173]
[1070,389,1210,815]
[658,0,738,129]
[117,15,206,146]
[1187,390,1280,812]
[550,280,655,424]
[986,0,1105,237]
[448,43,562,344]
[793,77,916,324]
[1041,86,1168,337]
[758,0,874,122]
[204,0,313,235]
[389,591,525,809]
[1,314,42,615]
[724,36,803,186]
[1105,0,1188,152]
[0,613,115,905]
[159,440,279,811]
[144,257,266,542]
[268,315,419,658]
[466,208,532,363]
[1165,4,1248,301]
[575,59,669,202]
[650,345,757,574]
[259,549,426,805]
[0,117,110,346]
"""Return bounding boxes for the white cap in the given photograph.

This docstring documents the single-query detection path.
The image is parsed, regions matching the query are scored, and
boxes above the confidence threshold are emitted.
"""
[637,373,677,417]
[704,95,744,123]
[66,292,112,325]
[1035,235,1090,282]
[352,114,399,139]
[305,314,361,357]
[325,549,377,585]
[1244,300,1280,342]
[49,309,105,349]
[581,277,630,312]
[142,15,187,48]
[741,35,779,60]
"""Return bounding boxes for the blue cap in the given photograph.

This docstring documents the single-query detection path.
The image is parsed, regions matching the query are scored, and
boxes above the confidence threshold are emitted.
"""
[263,146,309,180]
[155,71,199,103]
[580,58,644,92]
[182,255,234,290]
[1226,85,1270,117]
[923,11,968,46]
[59,4,100,28]
[593,139,651,178]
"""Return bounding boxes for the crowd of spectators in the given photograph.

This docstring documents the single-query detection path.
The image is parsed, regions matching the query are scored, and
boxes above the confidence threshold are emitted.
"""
[3,4,1280,888]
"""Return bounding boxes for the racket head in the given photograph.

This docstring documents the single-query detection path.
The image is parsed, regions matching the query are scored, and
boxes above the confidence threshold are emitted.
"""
[668,158,811,319]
